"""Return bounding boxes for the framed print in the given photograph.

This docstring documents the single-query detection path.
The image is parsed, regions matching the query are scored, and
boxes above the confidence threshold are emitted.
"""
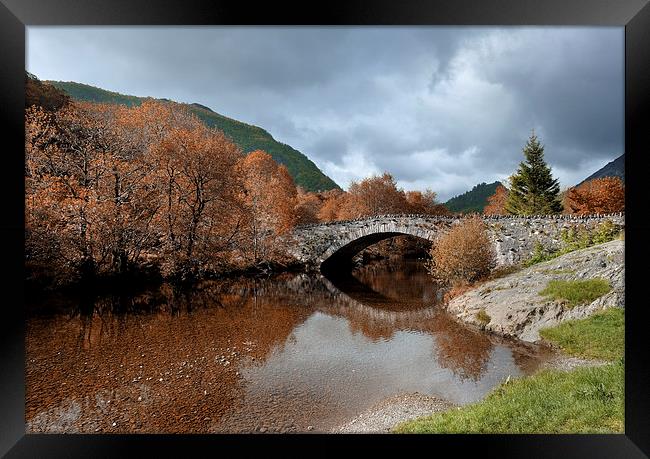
[1,0,649,456]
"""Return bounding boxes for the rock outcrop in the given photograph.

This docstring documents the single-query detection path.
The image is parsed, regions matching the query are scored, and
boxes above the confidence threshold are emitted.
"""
[445,239,624,342]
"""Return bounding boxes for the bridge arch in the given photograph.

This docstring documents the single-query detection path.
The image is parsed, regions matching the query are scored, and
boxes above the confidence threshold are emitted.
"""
[320,231,427,274]
[313,218,453,275]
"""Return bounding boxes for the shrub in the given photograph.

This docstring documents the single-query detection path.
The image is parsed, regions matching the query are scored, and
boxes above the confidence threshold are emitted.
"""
[428,215,495,284]
[476,309,491,326]
[524,242,556,267]
[539,278,612,308]
[524,220,622,267]
[592,220,620,245]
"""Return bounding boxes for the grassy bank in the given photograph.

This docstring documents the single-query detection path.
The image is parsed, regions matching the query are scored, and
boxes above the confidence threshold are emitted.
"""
[540,308,624,361]
[539,278,612,309]
[394,362,623,433]
[395,308,625,434]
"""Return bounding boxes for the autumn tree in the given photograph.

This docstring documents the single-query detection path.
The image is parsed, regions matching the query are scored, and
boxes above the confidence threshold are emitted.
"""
[483,184,509,215]
[26,103,124,282]
[317,189,347,222]
[405,190,450,215]
[26,99,247,284]
[151,122,245,279]
[505,131,563,215]
[25,72,69,112]
[564,177,625,214]
[294,188,323,225]
[236,150,298,265]
[338,173,410,220]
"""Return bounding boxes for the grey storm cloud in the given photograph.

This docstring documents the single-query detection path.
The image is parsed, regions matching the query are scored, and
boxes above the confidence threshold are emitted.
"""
[27,26,623,200]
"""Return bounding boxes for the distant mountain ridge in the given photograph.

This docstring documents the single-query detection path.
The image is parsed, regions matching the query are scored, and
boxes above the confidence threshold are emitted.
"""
[577,154,624,186]
[444,181,501,214]
[46,80,340,192]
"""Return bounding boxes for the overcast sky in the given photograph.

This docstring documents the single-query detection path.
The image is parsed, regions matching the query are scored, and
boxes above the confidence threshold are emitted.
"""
[26,27,623,200]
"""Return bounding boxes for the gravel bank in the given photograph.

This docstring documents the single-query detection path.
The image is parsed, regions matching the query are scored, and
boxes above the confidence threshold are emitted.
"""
[333,392,456,433]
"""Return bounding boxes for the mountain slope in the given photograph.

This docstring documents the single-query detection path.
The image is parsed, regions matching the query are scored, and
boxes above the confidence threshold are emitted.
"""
[47,80,340,192]
[444,181,501,214]
[577,154,624,186]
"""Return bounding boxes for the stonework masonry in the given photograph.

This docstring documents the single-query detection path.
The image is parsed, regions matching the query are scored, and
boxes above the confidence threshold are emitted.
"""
[287,213,625,270]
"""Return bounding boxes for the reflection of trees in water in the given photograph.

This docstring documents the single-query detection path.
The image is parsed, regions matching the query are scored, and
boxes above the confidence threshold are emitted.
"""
[27,276,313,433]
[427,315,493,381]
[351,259,442,305]
[319,297,494,381]
[320,262,543,382]
[27,267,547,432]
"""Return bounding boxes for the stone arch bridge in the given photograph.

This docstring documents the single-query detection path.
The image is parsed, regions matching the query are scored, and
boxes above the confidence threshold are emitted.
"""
[287,213,625,273]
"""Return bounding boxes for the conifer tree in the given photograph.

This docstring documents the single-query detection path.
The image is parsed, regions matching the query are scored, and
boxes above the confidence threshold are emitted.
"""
[505,130,563,215]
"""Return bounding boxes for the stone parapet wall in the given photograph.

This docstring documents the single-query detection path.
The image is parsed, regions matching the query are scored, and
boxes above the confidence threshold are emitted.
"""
[288,213,625,269]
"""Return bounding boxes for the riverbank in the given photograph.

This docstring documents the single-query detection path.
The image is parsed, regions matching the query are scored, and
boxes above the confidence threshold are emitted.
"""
[333,393,456,433]
[333,307,623,434]
[26,258,309,299]
[393,301,624,433]
[332,354,622,433]
[445,239,624,342]
[333,242,625,433]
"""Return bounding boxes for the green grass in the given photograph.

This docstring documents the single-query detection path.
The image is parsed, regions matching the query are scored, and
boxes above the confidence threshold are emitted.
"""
[540,308,624,361]
[539,278,611,308]
[541,268,576,275]
[394,361,624,433]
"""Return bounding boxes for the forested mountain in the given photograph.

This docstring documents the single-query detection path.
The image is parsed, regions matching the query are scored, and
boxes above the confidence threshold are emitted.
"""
[444,181,502,214]
[577,154,624,186]
[46,80,340,192]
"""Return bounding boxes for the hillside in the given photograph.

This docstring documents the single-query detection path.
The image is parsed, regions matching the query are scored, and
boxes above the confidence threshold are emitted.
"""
[47,80,340,192]
[444,181,501,214]
[577,154,624,186]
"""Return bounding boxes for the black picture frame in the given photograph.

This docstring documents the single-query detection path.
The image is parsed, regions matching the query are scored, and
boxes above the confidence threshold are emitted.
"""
[1,0,649,456]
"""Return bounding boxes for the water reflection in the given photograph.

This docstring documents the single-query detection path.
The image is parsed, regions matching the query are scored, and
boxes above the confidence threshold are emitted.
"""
[26,260,551,433]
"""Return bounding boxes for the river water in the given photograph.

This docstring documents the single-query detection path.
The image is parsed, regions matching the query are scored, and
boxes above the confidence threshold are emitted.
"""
[26,259,551,433]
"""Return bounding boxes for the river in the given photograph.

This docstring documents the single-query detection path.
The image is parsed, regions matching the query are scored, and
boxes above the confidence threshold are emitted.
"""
[26,259,552,433]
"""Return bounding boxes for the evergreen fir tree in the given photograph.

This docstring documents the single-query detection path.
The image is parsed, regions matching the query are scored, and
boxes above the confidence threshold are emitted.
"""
[505,130,563,215]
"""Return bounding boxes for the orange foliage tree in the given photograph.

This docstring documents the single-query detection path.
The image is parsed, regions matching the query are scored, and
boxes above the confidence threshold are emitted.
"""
[405,190,449,215]
[294,187,323,225]
[564,177,625,214]
[26,100,249,283]
[26,102,135,282]
[236,150,298,265]
[483,184,509,215]
[151,122,244,279]
[317,189,346,222]
[337,173,410,220]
